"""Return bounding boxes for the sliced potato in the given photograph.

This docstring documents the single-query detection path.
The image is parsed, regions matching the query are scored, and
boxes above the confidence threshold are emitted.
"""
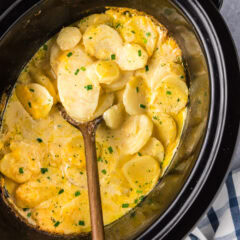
[50,43,62,75]
[103,71,133,92]
[16,83,53,119]
[57,46,100,122]
[103,104,124,129]
[120,115,153,155]
[140,137,164,162]
[77,14,112,33]
[86,61,120,85]
[120,15,158,56]
[123,76,147,115]
[150,75,188,114]
[57,27,82,51]
[122,155,160,193]
[0,152,40,184]
[152,113,177,147]
[29,67,57,103]
[83,24,123,60]
[117,43,148,71]
[93,93,114,118]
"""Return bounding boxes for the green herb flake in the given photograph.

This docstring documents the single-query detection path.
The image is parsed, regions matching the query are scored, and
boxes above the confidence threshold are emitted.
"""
[108,146,113,154]
[29,88,35,92]
[19,168,24,174]
[145,65,149,72]
[75,69,80,75]
[41,168,48,174]
[134,199,139,204]
[177,98,181,102]
[136,190,143,194]
[43,44,48,51]
[131,30,136,34]
[146,32,151,37]
[27,212,31,218]
[58,189,64,195]
[97,157,103,162]
[80,66,86,71]
[80,171,83,175]
[111,54,116,60]
[89,36,93,39]
[180,75,185,79]
[54,221,60,227]
[75,191,81,197]
[137,152,142,156]
[23,208,29,212]
[115,23,121,28]
[136,87,139,93]
[67,52,73,57]
[122,203,129,208]
[36,138,43,143]
[130,212,136,218]
[101,169,107,175]
[84,85,93,91]
[166,91,172,95]
[138,50,142,57]
[153,116,158,120]
[143,38,148,44]
[78,220,85,226]
[28,102,32,108]
[140,104,146,109]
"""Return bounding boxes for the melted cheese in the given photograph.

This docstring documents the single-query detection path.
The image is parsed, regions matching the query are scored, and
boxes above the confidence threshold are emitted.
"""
[0,7,188,235]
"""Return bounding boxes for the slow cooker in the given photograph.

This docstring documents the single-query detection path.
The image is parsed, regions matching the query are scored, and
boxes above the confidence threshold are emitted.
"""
[0,0,240,239]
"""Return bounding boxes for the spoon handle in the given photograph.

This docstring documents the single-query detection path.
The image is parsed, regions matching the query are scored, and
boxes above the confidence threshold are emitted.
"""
[82,129,105,240]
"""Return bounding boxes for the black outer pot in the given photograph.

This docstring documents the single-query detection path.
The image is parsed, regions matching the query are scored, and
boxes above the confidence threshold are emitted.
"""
[0,0,240,240]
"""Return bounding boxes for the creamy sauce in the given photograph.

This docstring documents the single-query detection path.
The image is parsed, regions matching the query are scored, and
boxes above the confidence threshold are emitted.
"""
[0,8,188,234]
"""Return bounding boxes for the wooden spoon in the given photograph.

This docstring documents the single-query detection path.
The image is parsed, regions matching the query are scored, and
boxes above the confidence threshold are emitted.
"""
[58,103,105,240]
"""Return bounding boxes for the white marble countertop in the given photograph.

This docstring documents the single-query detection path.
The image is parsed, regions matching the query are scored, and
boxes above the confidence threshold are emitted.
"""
[221,0,240,170]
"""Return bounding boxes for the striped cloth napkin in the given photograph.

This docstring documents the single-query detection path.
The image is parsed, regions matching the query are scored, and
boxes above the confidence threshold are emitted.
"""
[186,169,240,240]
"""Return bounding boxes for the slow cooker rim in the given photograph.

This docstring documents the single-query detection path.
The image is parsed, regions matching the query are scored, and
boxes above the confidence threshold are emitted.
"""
[0,0,239,240]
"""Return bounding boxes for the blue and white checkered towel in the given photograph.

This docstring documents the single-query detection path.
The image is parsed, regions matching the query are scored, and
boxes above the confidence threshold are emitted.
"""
[186,169,240,240]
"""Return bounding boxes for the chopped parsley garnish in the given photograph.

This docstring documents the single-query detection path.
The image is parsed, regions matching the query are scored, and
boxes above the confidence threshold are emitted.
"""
[28,102,32,108]
[122,203,129,208]
[146,32,151,37]
[23,208,29,212]
[41,168,48,174]
[111,54,116,60]
[78,220,85,226]
[131,30,136,34]
[75,191,81,197]
[177,98,181,102]
[80,66,86,71]
[89,36,93,39]
[134,199,139,204]
[136,87,139,93]
[180,75,184,79]
[145,65,149,72]
[137,152,142,156]
[43,44,48,51]
[116,23,121,28]
[84,85,93,90]
[143,38,148,44]
[153,116,158,120]
[75,69,80,75]
[19,168,24,174]
[27,212,31,217]
[140,104,146,109]
[29,88,35,92]
[67,52,73,57]
[166,91,172,95]
[58,189,64,195]
[108,146,113,154]
[54,221,60,227]
[97,157,103,162]
[136,190,143,194]
[101,169,107,175]
[36,138,43,143]
[80,171,83,175]
[138,50,142,57]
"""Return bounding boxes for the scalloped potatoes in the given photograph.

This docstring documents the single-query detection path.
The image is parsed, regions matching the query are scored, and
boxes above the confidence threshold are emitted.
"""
[0,8,188,235]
